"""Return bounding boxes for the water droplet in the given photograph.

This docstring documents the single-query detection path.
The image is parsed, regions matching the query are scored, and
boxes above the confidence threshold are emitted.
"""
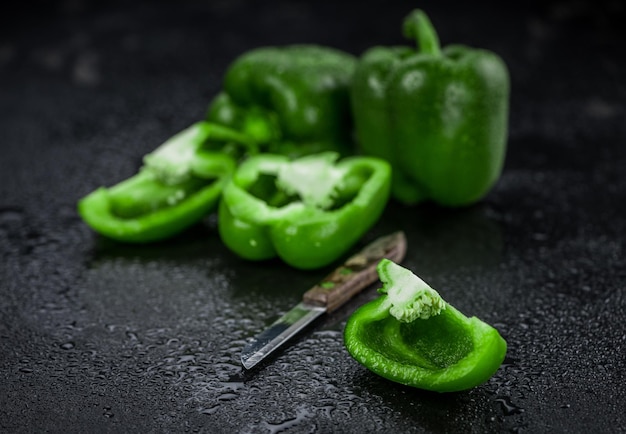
[0,207,23,224]
[200,405,220,415]
[217,393,237,401]
[73,51,100,86]
[178,355,195,363]
[495,396,524,415]
[60,342,75,350]
[262,407,313,434]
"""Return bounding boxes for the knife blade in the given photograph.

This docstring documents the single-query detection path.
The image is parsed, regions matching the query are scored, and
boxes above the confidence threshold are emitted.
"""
[240,231,407,370]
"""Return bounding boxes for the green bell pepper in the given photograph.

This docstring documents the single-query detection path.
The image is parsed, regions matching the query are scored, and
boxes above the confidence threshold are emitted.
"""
[351,9,510,206]
[208,45,356,157]
[78,121,251,243]
[344,259,507,392]
[218,152,391,269]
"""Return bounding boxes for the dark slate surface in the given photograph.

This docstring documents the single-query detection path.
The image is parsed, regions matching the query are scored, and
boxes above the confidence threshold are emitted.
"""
[1,1,625,432]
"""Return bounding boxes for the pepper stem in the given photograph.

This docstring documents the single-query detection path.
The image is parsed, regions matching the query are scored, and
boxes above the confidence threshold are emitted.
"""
[203,122,259,154]
[402,9,441,57]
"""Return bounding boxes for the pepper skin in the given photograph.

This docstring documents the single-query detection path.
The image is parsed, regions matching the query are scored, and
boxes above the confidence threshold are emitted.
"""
[218,152,391,269]
[351,10,510,206]
[344,259,507,392]
[78,122,244,243]
[208,45,357,157]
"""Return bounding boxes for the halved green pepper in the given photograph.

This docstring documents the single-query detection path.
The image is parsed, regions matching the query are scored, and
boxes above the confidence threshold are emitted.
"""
[218,152,391,269]
[208,45,356,157]
[344,259,506,392]
[78,121,250,243]
[351,10,510,206]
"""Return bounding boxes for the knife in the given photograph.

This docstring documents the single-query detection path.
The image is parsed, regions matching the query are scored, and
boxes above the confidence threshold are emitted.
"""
[240,231,407,370]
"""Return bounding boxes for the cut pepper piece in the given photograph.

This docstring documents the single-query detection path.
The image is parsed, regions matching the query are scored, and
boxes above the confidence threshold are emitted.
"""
[78,122,242,243]
[344,259,507,392]
[218,152,391,269]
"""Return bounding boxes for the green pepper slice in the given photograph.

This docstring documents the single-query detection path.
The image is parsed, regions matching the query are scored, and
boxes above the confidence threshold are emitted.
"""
[344,259,507,392]
[218,152,391,269]
[77,122,245,243]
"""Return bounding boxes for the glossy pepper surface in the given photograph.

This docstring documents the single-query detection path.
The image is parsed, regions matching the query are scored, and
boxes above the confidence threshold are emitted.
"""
[351,10,510,206]
[218,152,391,269]
[78,121,251,243]
[208,45,356,157]
[344,259,507,392]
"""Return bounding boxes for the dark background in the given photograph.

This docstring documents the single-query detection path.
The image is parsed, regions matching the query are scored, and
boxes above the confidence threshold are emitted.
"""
[1,1,625,432]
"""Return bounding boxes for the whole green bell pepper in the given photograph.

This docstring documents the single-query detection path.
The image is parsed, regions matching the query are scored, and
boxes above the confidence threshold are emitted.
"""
[351,10,510,206]
[208,45,356,157]
[78,121,250,243]
[344,259,507,392]
[218,152,391,269]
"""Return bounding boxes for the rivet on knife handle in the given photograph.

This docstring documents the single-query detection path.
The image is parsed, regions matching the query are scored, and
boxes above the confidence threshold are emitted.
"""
[303,231,407,312]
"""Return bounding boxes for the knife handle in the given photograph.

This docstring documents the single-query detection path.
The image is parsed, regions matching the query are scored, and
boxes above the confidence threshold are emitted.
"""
[302,231,407,312]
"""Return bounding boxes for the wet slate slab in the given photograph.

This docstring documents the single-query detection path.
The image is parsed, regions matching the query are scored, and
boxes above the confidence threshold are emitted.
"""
[1,1,625,432]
